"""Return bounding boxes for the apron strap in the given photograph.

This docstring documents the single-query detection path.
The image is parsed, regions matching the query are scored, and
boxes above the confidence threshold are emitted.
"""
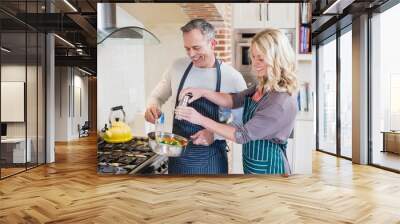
[247,90,271,115]
[215,59,222,92]
[175,62,193,107]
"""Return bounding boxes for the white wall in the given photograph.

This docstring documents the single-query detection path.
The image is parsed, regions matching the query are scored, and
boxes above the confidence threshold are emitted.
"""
[1,64,46,163]
[55,67,69,141]
[1,65,26,138]
[46,33,55,163]
[290,60,314,174]
[71,74,89,138]
[97,6,146,136]
[1,65,39,138]
[118,4,189,134]
[54,67,89,141]
[98,4,188,137]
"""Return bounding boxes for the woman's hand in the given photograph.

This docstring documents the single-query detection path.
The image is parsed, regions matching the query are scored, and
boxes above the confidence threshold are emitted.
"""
[175,106,206,126]
[179,88,208,104]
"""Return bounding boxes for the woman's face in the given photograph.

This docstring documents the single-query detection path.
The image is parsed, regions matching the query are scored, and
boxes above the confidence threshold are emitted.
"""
[250,45,268,78]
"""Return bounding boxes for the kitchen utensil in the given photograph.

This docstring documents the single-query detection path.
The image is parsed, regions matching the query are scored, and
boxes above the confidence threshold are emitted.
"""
[147,131,189,157]
[179,92,193,107]
[102,105,133,143]
[175,93,193,120]
[155,112,165,143]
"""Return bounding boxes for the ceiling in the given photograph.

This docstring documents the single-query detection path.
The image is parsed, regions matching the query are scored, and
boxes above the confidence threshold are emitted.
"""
[119,3,189,27]
[0,0,98,74]
[312,0,391,44]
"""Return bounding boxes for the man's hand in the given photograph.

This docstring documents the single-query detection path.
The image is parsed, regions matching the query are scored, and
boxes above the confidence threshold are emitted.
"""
[145,105,161,124]
[191,129,214,146]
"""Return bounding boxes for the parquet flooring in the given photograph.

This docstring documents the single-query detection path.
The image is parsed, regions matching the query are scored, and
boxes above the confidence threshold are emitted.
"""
[1,135,400,223]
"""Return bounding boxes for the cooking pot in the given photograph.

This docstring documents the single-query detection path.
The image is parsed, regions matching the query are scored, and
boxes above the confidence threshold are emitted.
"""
[147,131,189,157]
[102,106,133,143]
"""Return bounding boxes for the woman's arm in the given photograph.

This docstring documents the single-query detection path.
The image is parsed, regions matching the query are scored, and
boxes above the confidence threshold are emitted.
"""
[179,86,256,110]
[175,106,237,142]
[175,91,298,145]
[180,88,233,108]
[200,116,237,142]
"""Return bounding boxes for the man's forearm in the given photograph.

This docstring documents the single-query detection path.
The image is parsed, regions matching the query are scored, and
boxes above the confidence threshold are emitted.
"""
[200,116,236,142]
[147,73,172,108]
[147,98,161,109]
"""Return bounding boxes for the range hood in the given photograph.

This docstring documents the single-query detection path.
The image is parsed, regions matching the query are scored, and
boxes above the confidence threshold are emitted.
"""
[97,3,160,45]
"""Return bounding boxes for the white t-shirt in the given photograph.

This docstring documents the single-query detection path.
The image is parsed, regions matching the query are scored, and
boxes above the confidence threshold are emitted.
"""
[147,57,247,133]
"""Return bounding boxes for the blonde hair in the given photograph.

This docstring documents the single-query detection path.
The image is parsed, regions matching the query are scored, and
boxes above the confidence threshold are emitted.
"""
[250,28,298,95]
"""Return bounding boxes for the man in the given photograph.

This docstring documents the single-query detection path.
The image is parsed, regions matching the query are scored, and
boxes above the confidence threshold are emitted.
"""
[145,19,247,174]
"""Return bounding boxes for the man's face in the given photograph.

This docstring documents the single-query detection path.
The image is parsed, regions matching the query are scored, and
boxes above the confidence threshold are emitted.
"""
[183,29,216,68]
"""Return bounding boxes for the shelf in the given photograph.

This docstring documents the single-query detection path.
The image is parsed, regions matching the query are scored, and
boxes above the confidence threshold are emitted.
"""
[300,23,312,27]
[298,3,312,57]
[296,53,312,62]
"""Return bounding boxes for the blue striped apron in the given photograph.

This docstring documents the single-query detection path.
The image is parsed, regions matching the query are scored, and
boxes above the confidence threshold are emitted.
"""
[168,60,228,174]
[242,93,291,175]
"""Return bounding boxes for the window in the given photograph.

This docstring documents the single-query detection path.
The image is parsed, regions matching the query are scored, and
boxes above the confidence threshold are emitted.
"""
[317,26,353,159]
[0,1,47,179]
[340,29,352,158]
[370,3,400,171]
[317,37,337,155]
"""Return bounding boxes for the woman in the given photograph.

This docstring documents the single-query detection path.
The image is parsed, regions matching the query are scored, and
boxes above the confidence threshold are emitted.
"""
[175,28,298,175]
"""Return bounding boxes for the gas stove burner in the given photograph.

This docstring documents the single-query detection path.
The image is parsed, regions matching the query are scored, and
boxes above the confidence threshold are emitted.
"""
[126,152,136,157]
[98,165,115,173]
[124,165,137,169]
[98,155,112,163]
[115,167,128,174]
[117,157,136,165]
[98,136,168,175]
[135,146,151,152]
[133,137,148,141]
[135,157,147,164]
[103,144,114,149]
[143,152,154,156]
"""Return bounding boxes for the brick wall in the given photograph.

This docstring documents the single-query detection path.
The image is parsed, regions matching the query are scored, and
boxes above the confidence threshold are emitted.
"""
[180,3,233,64]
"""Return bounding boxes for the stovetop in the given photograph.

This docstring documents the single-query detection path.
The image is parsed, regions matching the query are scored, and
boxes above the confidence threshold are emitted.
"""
[97,137,167,175]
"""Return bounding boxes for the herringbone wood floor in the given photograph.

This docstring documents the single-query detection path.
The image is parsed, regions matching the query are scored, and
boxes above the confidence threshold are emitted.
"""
[1,135,400,224]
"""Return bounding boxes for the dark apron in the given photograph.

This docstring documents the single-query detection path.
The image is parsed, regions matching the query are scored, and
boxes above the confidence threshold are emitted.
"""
[242,93,291,175]
[168,60,228,174]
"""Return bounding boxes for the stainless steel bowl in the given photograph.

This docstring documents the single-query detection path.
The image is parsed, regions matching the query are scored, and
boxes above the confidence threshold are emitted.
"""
[147,132,189,157]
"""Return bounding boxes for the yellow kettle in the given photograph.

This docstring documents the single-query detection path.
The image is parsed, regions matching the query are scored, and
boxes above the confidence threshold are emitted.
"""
[102,106,133,143]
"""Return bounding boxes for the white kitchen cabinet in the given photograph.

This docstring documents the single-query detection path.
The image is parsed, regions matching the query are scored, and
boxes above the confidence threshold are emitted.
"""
[286,138,295,173]
[231,142,243,174]
[288,120,313,174]
[233,3,266,29]
[233,3,296,29]
[267,4,296,29]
